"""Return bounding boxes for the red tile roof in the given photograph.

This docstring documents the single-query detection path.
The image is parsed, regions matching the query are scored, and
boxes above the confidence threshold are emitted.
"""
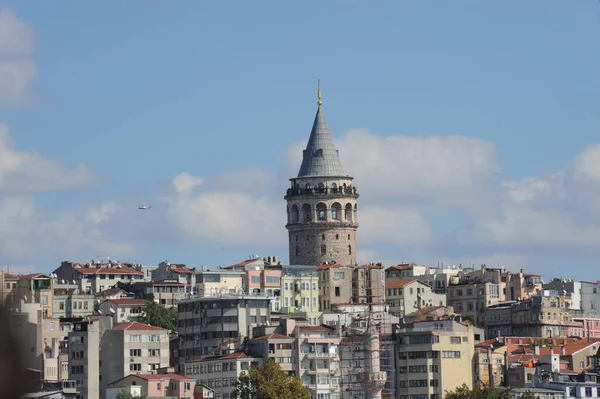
[358,263,384,269]
[385,279,415,289]
[538,339,600,356]
[251,333,292,340]
[113,322,166,331]
[107,299,146,306]
[169,265,194,275]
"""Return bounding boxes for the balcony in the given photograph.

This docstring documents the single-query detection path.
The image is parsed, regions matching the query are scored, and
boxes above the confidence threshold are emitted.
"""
[285,186,358,200]
[306,352,337,359]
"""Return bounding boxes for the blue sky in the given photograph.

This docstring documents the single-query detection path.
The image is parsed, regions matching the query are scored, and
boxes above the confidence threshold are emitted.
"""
[2,1,600,279]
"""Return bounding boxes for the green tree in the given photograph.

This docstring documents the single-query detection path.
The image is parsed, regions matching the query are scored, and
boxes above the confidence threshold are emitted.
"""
[233,358,310,399]
[445,383,513,399]
[138,300,178,331]
[116,390,147,399]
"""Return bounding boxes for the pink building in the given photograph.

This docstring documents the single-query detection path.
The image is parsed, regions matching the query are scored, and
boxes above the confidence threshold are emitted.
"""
[106,373,196,399]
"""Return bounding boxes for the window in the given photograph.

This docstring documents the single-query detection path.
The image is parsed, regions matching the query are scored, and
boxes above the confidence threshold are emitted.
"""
[335,287,341,297]
[321,234,325,241]
[59,302,65,310]
[335,234,339,240]
[148,335,160,342]
[321,245,326,256]
[348,245,352,255]
[130,363,142,371]
[334,272,345,279]
[295,246,300,256]
[129,334,142,342]
[251,276,260,283]
[148,349,160,357]
[130,349,141,357]
[331,207,337,219]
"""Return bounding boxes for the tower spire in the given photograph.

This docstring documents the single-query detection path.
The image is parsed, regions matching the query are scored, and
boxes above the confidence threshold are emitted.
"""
[317,79,322,107]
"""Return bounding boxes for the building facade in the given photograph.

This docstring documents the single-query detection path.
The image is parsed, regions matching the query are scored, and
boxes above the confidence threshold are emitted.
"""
[285,86,359,266]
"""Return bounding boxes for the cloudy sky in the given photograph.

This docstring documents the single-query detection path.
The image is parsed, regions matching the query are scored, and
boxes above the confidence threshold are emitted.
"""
[1,1,600,279]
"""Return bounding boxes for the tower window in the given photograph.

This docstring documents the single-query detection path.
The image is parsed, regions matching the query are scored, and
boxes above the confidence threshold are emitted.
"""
[348,245,352,255]
[296,235,299,242]
[335,234,339,240]
[348,234,350,240]
[321,234,325,241]
[332,207,337,219]
[316,203,327,221]
[296,247,300,256]
[321,245,326,256]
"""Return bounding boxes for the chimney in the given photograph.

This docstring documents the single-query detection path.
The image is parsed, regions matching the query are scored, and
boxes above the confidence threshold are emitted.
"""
[561,346,566,356]
[503,350,509,387]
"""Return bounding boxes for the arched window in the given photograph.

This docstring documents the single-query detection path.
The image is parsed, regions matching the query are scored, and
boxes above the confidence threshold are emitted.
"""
[348,245,352,255]
[291,205,299,223]
[321,245,326,256]
[318,183,325,193]
[345,203,353,221]
[302,204,312,222]
[332,202,342,220]
[316,203,327,221]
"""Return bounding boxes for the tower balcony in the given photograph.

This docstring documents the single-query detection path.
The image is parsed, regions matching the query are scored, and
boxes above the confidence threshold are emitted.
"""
[284,186,359,200]
[286,220,359,229]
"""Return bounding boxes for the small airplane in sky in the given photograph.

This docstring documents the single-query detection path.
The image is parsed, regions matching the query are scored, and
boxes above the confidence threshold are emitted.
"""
[138,205,152,210]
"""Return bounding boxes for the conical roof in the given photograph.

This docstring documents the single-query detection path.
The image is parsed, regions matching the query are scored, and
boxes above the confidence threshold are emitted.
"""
[297,107,345,177]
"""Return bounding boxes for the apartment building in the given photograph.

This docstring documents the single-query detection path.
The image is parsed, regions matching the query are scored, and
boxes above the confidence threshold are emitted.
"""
[52,281,94,318]
[8,273,55,316]
[185,352,262,399]
[177,295,271,363]
[153,261,197,293]
[99,298,146,324]
[68,317,107,399]
[395,320,479,399]
[53,261,144,294]
[353,263,386,304]
[295,325,341,399]
[195,269,244,297]
[106,372,197,399]
[318,263,353,311]
[121,280,187,307]
[247,332,296,375]
[279,265,320,323]
[386,280,446,318]
[100,321,170,397]
[447,281,501,326]
[486,294,574,338]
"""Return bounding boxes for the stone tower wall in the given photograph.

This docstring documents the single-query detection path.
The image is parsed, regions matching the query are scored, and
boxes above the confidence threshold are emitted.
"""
[285,177,358,266]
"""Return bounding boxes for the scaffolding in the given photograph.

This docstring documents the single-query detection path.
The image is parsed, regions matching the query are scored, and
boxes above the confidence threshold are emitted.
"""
[339,264,396,399]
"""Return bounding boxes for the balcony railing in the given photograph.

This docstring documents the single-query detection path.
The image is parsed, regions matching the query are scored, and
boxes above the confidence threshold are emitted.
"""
[285,186,358,199]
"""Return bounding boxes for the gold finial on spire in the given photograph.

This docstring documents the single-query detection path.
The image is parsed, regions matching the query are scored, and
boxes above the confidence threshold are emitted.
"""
[317,79,322,107]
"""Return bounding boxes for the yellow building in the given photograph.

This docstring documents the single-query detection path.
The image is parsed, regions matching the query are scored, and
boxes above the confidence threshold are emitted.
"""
[318,263,353,311]
[280,265,321,325]
[396,319,480,399]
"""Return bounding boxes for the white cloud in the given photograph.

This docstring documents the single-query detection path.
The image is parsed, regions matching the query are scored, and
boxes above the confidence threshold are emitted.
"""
[0,197,135,265]
[359,206,432,245]
[286,129,499,206]
[168,172,285,246]
[173,172,204,194]
[0,9,36,106]
[0,124,95,192]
